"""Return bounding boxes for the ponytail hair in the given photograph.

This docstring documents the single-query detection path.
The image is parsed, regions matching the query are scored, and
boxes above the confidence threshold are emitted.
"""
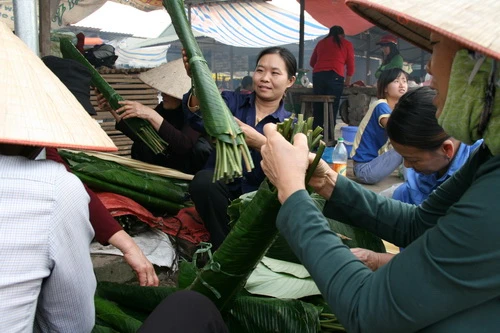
[387,87,450,150]
[327,25,345,48]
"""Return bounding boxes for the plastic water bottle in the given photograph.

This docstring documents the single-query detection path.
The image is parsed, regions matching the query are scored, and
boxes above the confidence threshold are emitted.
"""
[331,138,348,176]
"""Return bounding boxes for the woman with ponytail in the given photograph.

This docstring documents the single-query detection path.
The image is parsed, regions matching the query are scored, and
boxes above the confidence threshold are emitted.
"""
[310,25,355,142]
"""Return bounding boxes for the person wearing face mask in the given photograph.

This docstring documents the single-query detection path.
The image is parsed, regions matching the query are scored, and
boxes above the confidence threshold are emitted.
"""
[98,58,213,175]
[183,47,296,249]
[351,86,483,271]
[350,67,408,184]
[258,0,500,331]
[374,34,404,79]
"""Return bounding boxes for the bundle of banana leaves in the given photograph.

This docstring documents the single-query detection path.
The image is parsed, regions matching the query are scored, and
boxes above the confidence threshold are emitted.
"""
[90,115,384,332]
[59,39,167,155]
[185,114,325,309]
[163,0,253,183]
[59,150,190,215]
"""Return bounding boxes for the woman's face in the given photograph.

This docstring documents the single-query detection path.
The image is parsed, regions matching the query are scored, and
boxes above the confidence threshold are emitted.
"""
[426,33,462,118]
[253,53,295,102]
[385,73,408,99]
[391,140,450,175]
[381,45,391,56]
[161,93,181,110]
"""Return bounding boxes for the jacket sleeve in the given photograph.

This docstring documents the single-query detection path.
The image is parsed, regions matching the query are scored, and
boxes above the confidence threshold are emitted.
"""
[310,46,318,68]
[155,104,200,154]
[345,41,355,77]
[277,151,500,333]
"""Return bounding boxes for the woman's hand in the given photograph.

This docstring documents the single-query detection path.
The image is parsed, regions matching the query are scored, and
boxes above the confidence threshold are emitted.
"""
[108,230,159,286]
[181,49,192,78]
[350,247,395,271]
[260,123,309,203]
[116,101,163,131]
[96,89,121,122]
[234,118,266,150]
[307,154,337,200]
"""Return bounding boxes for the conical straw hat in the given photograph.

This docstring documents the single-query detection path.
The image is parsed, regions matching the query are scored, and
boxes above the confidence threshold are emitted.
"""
[138,58,191,100]
[346,0,500,61]
[0,22,117,152]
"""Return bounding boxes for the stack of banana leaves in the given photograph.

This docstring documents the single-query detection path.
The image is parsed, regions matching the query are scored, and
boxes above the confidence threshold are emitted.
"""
[58,150,191,216]
[91,115,386,333]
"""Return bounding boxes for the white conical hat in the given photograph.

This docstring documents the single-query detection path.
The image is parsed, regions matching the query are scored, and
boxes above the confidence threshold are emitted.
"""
[346,0,500,61]
[138,58,191,100]
[0,22,117,152]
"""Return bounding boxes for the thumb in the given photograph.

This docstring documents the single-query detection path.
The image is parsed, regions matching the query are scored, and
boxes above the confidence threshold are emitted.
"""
[263,123,278,138]
[292,133,308,151]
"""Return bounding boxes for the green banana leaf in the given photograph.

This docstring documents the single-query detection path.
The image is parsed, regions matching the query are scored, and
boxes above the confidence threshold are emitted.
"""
[59,38,167,155]
[97,282,179,314]
[94,296,143,333]
[59,150,189,201]
[245,258,321,299]
[163,0,253,182]
[225,296,322,333]
[188,181,281,311]
[91,325,119,333]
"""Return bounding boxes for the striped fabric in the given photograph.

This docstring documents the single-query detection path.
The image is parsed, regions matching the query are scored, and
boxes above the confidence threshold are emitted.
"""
[190,2,329,48]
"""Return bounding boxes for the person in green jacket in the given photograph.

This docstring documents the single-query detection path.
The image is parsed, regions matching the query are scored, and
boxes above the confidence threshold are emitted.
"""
[374,34,404,79]
[260,0,500,332]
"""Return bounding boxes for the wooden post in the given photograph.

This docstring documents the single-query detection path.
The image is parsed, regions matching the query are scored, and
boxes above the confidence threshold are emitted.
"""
[39,0,51,57]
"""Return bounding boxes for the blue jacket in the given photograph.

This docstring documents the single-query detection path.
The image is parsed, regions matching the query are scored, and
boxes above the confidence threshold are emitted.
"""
[393,140,483,205]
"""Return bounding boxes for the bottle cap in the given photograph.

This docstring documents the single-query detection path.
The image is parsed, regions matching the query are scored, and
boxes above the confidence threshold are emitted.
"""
[338,137,344,142]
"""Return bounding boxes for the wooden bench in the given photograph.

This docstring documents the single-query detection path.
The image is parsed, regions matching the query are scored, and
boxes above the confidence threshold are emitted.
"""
[299,95,336,145]
[90,68,159,157]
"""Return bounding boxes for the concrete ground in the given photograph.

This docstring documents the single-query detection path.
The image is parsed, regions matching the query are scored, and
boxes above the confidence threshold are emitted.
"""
[92,118,403,284]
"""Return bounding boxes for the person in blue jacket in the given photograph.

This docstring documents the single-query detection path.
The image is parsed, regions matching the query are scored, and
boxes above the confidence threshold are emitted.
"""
[182,47,296,249]
[389,87,483,205]
[351,87,483,270]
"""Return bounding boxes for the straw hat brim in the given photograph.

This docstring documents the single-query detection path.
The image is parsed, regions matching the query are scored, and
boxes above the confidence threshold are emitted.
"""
[0,22,116,152]
[346,0,500,61]
[138,58,191,100]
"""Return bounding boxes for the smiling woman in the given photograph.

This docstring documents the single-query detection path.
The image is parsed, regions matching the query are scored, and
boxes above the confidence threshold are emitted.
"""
[184,46,296,249]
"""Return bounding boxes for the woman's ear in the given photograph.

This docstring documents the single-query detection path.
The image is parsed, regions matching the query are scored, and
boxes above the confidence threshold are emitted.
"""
[288,76,296,88]
[442,139,457,160]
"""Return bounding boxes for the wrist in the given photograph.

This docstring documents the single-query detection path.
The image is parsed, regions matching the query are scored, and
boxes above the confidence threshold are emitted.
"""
[278,184,305,204]
[187,92,200,112]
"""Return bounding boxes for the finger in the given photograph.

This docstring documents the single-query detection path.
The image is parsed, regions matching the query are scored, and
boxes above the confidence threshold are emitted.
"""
[263,123,277,137]
[137,269,148,287]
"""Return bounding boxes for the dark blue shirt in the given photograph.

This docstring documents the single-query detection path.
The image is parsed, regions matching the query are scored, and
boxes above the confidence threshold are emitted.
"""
[183,90,292,193]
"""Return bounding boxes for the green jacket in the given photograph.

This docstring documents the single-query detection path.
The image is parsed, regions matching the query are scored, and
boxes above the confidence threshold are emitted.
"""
[277,144,500,332]
[375,54,404,78]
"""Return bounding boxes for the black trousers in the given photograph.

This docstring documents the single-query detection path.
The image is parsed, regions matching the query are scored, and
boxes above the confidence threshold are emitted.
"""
[312,70,345,141]
[189,169,242,249]
[138,290,228,333]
